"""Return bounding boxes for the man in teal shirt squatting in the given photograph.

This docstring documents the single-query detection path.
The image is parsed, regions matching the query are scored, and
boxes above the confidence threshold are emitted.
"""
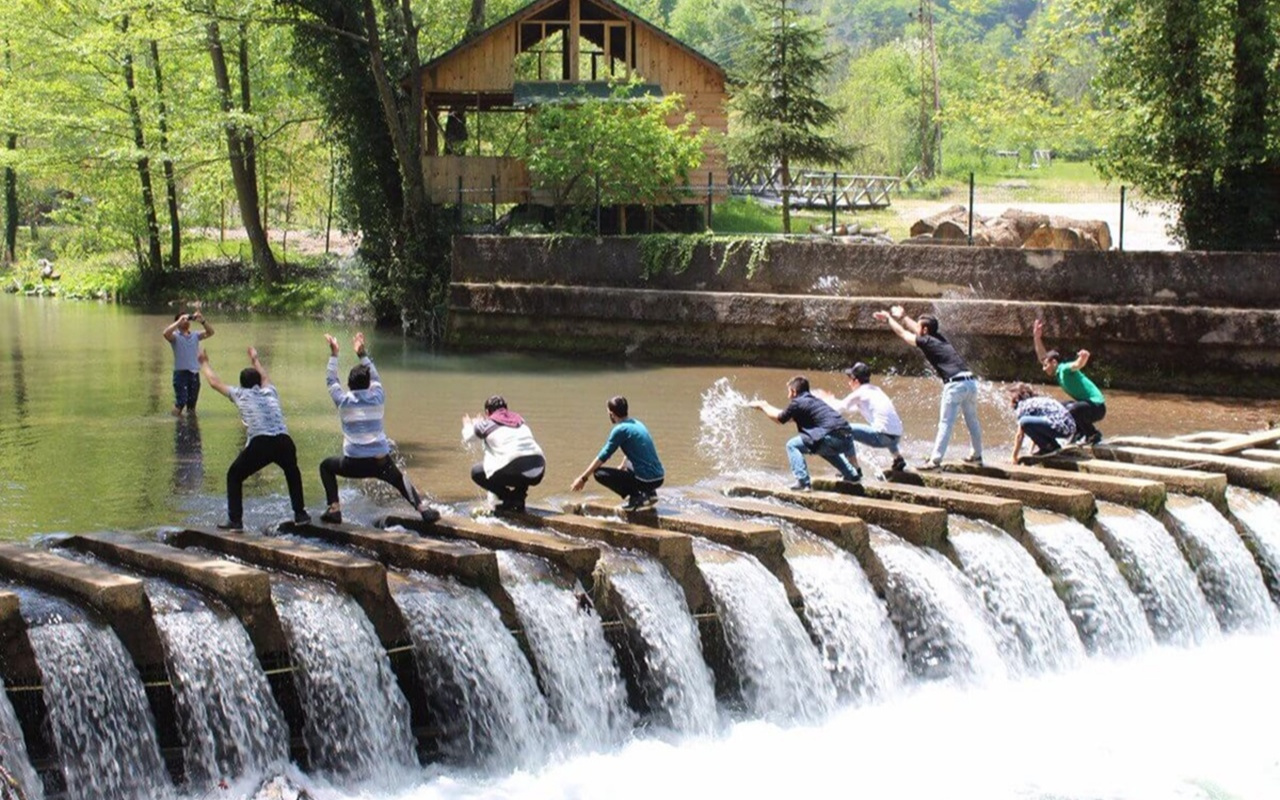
[571,396,665,511]
[1034,318,1106,445]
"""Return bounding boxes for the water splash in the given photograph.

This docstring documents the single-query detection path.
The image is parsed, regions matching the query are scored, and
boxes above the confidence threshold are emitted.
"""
[948,517,1085,674]
[1225,486,1280,605]
[27,621,171,800]
[1024,512,1155,658]
[696,544,835,723]
[272,587,417,781]
[871,532,1010,683]
[394,578,553,767]
[1164,495,1277,632]
[780,526,907,703]
[153,606,288,789]
[597,552,718,735]
[698,378,768,478]
[1094,501,1219,645]
[0,674,42,799]
[496,551,633,751]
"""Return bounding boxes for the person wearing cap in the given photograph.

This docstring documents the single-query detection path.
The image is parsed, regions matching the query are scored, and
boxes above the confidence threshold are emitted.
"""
[749,375,861,490]
[570,396,665,510]
[462,395,546,514]
[874,305,984,470]
[1033,318,1106,445]
[162,311,215,416]
[814,362,907,473]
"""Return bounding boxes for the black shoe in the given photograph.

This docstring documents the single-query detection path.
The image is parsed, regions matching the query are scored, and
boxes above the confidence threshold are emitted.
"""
[622,495,647,511]
[494,501,525,514]
[638,492,659,508]
[1085,432,1103,446]
[293,512,312,525]
[320,509,342,525]
[891,456,907,472]
[962,453,984,466]
[216,520,244,532]
[419,505,441,524]
[788,481,812,492]
[841,470,863,483]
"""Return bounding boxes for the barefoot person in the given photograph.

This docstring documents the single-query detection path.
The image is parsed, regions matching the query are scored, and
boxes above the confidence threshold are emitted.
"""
[197,347,308,531]
[1033,319,1106,445]
[463,395,546,513]
[814,362,907,473]
[319,332,439,524]
[163,311,214,415]
[749,375,860,490]
[570,396,665,510]
[874,305,984,470]
[1007,382,1077,462]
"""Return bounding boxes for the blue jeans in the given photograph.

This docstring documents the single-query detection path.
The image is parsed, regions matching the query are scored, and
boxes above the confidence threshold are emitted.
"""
[786,431,858,484]
[849,424,902,457]
[1019,416,1063,453]
[172,370,201,411]
[931,379,983,462]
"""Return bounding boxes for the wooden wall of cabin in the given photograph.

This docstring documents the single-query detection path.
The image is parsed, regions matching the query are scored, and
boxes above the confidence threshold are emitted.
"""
[424,26,518,92]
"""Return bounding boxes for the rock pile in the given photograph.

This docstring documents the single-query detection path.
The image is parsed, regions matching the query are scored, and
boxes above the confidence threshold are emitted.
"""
[907,205,1112,250]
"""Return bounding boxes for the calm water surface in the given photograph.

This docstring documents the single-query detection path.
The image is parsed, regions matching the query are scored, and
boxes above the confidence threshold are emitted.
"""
[1,294,1274,539]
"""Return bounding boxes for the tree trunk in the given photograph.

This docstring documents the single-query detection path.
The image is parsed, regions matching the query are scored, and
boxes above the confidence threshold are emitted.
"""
[780,156,792,234]
[207,17,281,283]
[3,134,16,265]
[120,16,165,277]
[149,40,181,271]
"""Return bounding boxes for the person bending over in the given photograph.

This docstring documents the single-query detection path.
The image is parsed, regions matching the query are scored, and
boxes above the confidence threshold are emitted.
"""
[197,347,308,531]
[1007,382,1077,462]
[570,396,665,511]
[749,375,860,490]
[463,395,546,514]
[814,362,907,473]
[163,311,214,416]
[318,332,438,525]
[1033,319,1106,445]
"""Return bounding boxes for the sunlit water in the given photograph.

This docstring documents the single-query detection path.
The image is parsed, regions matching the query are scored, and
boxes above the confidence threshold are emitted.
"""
[1226,486,1280,603]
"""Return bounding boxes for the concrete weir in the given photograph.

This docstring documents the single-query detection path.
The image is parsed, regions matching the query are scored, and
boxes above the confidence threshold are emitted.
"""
[1090,444,1280,494]
[699,494,870,558]
[1043,456,1228,506]
[813,477,1026,535]
[888,469,1098,523]
[726,485,948,549]
[951,462,1166,516]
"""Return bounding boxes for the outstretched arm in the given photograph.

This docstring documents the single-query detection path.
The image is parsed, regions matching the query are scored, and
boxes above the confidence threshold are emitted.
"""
[324,334,344,404]
[1066,349,1091,372]
[747,399,787,423]
[162,314,186,343]
[194,312,214,340]
[247,346,270,387]
[874,308,919,345]
[1033,318,1049,362]
[571,458,604,491]
[1011,427,1025,462]
[197,350,231,398]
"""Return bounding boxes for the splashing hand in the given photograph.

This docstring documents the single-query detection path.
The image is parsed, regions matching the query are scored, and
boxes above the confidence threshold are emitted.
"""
[324,334,339,356]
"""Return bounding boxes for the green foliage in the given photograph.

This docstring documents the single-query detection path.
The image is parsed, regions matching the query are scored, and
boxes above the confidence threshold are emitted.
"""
[637,233,708,278]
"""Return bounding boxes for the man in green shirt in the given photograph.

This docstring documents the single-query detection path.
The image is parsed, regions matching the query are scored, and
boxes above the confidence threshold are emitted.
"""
[1034,319,1106,445]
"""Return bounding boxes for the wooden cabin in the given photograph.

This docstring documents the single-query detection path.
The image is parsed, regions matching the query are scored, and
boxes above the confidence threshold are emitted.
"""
[415,0,728,211]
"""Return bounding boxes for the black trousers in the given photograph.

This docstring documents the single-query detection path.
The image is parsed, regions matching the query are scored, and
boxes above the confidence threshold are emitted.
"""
[593,467,664,501]
[227,433,305,523]
[320,454,422,509]
[471,455,546,505]
[1066,400,1106,439]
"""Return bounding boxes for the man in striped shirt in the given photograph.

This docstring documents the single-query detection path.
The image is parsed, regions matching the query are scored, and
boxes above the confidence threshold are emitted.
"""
[319,332,439,525]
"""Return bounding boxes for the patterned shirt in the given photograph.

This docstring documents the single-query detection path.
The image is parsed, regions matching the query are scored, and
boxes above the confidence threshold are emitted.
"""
[227,385,289,443]
[1015,395,1077,439]
[327,356,390,458]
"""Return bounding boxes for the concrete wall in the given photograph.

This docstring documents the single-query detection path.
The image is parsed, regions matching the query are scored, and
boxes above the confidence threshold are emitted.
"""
[447,237,1280,396]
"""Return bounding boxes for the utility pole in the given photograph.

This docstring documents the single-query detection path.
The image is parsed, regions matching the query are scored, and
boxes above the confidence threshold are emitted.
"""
[915,0,941,179]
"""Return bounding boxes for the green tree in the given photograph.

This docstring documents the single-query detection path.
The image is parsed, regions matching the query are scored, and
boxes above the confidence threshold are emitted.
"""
[727,0,850,233]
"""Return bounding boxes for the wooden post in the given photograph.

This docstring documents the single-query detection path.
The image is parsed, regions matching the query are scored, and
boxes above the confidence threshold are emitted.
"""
[595,174,602,235]
[706,171,713,231]
[457,175,463,226]
[491,174,497,228]
[1119,185,1126,252]
[967,171,975,245]
[831,171,838,234]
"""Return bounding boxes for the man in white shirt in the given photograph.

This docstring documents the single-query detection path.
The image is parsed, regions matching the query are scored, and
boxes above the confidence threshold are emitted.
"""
[814,362,907,473]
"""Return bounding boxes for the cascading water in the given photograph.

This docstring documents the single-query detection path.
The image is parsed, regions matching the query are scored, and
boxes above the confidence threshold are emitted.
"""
[597,552,718,735]
[779,526,907,703]
[152,604,288,788]
[495,551,633,751]
[1226,486,1280,603]
[393,576,554,767]
[947,517,1085,674]
[1093,500,1219,645]
[697,378,770,481]
[271,584,417,782]
[1024,511,1155,658]
[695,543,835,723]
[0,676,42,799]
[870,530,1010,683]
[1163,494,1277,632]
[26,621,171,800]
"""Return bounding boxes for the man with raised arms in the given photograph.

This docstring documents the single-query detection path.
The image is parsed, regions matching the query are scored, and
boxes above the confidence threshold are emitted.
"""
[162,311,214,415]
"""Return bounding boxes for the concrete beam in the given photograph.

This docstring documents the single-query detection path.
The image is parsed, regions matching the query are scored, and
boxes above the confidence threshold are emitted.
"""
[1044,457,1228,506]
[726,485,948,549]
[950,462,1165,515]
[696,494,869,557]
[814,477,1024,536]
[1240,448,1280,465]
[888,469,1097,523]
[569,501,801,607]
[1109,428,1280,456]
[1089,445,1280,496]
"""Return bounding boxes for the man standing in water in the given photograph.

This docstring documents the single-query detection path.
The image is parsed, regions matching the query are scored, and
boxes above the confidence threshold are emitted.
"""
[197,347,308,531]
[571,396,665,510]
[749,375,861,490]
[874,305,984,469]
[319,332,439,524]
[1033,319,1106,445]
[162,311,214,415]
[814,362,908,473]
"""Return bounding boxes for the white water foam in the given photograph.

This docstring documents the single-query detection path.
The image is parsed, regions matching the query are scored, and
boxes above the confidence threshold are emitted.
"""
[0,674,43,799]
[697,378,769,480]
[1226,486,1280,603]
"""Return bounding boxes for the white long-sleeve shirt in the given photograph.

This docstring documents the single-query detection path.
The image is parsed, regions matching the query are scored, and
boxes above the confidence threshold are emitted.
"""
[826,384,904,436]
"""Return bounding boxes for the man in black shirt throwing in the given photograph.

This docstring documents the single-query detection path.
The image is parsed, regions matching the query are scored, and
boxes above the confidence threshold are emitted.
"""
[749,375,861,490]
[874,305,984,470]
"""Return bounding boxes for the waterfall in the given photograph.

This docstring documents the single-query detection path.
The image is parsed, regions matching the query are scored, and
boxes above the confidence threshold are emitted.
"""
[1024,512,1155,658]
[780,526,907,703]
[696,544,835,723]
[1225,486,1280,604]
[152,605,288,789]
[496,551,633,751]
[948,517,1086,674]
[597,552,718,735]
[1094,501,1219,645]
[698,378,770,480]
[271,586,417,782]
[871,531,1010,683]
[1164,495,1277,632]
[0,677,42,799]
[26,621,171,800]
[394,577,554,767]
